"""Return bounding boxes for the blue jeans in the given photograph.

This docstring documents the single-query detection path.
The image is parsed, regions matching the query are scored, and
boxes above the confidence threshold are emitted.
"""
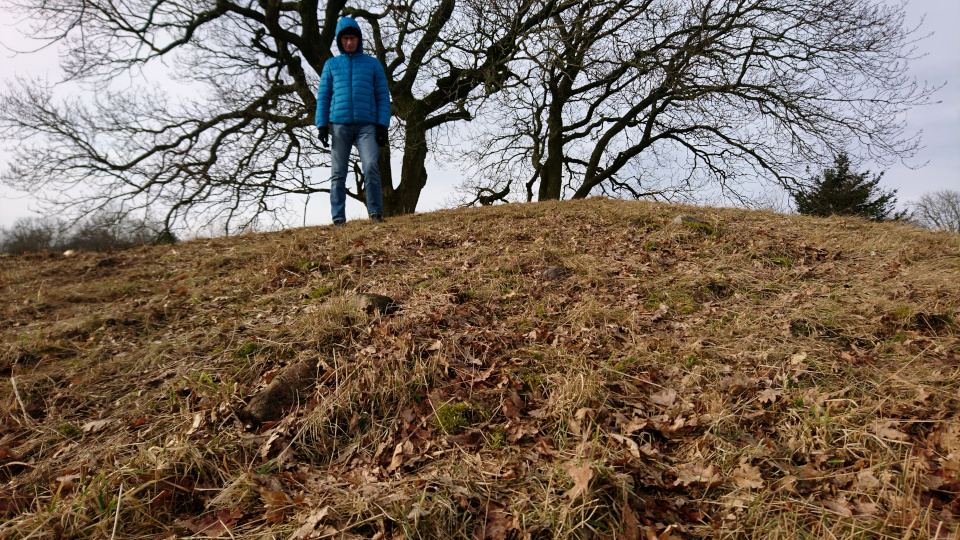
[329,123,383,222]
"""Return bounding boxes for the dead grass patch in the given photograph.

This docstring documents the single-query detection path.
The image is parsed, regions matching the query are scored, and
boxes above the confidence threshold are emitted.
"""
[1,199,958,538]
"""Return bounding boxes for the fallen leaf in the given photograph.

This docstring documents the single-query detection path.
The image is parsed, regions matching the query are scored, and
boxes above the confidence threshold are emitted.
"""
[261,490,291,506]
[823,499,852,518]
[795,463,820,480]
[757,388,782,405]
[261,488,291,524]
[174,509,242,538]
[564,463,593,500]
[651,303,669,322]
[619,415,650,434]
[474,503,513,540]
[186,413,203,435]
[657,525,682,540]
[609,433,641,458]
[873,421,908,442]
[290,506,332,540]
[853,501,880,516]
[638,442,660,457]
[939,452,960,474]
[921,475,944,490]
[855,470,881,491]
[673,463,722,488]
[503,391,522,419]
[622,503,640,540]
[82,419,115,434]
[773,475,798,493]
[731,461,764,490]
[650,388,677,408]
[407,503,430,520]
[387,440,414,473]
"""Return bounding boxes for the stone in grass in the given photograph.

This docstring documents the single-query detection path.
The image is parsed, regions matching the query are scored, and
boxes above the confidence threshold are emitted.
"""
[672,215,717,236]
[540,266,573,281]
[353,293,398,314]
[241,361,319,425]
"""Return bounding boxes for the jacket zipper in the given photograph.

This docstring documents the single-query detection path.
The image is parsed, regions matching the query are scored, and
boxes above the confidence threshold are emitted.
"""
[348,53,354,123]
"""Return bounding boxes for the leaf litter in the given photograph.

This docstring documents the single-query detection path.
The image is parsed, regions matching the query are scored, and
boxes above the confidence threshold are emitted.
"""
[0,198,958,538]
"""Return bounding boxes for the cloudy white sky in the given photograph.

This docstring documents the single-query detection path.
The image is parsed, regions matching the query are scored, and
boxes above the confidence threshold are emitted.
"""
[1,0,957,229]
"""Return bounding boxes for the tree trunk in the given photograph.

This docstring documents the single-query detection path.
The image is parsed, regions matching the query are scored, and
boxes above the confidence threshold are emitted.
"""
[538,98,565,201]
[382,111,429,216]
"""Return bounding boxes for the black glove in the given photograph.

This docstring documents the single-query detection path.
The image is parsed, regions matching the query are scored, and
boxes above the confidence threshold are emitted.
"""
[375,124,388,147]
[318,125,329,148]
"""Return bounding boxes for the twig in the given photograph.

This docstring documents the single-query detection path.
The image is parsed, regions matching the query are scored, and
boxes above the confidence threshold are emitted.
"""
[111,484,124,540]
[10,377,34,426]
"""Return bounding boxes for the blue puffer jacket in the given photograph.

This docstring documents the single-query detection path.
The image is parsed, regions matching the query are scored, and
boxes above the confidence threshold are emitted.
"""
[315,17,391,128]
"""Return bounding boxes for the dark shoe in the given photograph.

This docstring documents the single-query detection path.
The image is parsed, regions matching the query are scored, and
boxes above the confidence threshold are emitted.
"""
[333,220,346,229]
[370,214,385,224]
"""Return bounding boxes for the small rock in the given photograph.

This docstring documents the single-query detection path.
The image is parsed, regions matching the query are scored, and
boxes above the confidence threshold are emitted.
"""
[241,361,320,425]
[63,250,76,257]
[672,215,705,226]
[353,293,398,314]
[672,215,716,235]
[540,266,572,281]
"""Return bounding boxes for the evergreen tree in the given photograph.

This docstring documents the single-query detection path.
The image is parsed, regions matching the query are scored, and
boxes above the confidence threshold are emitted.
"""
[792,153,907,222]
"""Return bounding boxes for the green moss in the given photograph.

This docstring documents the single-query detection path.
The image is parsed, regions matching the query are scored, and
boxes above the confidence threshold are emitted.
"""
[309,286,335,299]
[58,423,81,438]
[484,427,508,450]
[682,221,719,237]
[890,306,913,320]
[769,256,793,269]
[644,292,668,311]
[515,317,534,333]
[236,342,260,359]
[518,370,547,392]
[296,260,331,274]
[435,402,473,434]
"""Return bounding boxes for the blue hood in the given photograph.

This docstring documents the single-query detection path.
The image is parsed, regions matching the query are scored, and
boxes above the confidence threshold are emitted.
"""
[335,17,363,54]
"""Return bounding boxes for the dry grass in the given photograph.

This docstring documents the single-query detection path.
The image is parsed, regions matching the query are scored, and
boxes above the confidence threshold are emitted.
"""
[1,198,958,539]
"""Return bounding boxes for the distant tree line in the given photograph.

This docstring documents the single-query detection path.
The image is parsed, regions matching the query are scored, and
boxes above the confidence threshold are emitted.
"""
[0,211,174,254]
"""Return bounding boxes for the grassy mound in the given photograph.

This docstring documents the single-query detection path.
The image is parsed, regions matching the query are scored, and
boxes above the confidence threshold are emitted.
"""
[1,199,958,539]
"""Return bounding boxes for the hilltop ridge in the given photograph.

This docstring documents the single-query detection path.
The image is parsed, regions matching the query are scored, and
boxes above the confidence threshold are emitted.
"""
[1,199,958,539]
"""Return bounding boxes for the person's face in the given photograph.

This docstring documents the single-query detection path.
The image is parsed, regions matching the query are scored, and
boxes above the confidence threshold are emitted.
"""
[340,34,359,53]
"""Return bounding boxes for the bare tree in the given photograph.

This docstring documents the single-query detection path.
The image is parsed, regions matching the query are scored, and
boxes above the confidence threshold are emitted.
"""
[0,0,571,232]
[0,217,60,254]
[460,0,935,207]
[0,210,170,254]
[911,190,960,233]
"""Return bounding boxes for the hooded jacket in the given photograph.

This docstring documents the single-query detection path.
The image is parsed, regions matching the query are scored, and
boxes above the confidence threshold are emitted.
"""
[315,17,391,128]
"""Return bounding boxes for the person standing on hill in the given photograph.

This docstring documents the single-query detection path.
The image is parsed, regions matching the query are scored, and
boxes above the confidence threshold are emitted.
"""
[315,16,391,228]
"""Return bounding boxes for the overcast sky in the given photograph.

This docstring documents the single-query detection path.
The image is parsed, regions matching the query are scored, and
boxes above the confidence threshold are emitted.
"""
[1,0,957,230]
